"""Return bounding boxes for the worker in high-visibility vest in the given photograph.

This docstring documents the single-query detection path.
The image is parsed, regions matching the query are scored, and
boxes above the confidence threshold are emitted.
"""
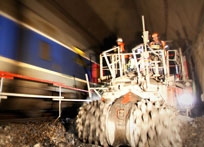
[117,38,128,73]
[117,38,125,52]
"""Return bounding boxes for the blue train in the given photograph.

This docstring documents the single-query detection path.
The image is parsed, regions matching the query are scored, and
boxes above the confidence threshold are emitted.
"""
[0,11,98,117]
[1,13,95,82]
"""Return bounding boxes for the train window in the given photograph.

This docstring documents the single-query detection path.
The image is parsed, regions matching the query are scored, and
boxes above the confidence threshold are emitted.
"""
[39,41,51,61]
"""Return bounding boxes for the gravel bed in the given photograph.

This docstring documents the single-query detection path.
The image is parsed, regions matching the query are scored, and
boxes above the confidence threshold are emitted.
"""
[0,115,204,147]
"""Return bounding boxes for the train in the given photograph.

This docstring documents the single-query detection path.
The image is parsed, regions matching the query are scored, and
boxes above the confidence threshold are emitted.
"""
[0,6,99,117]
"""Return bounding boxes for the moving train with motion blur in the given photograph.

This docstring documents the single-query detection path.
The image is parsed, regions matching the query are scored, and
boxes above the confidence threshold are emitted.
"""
[0,5,99,117]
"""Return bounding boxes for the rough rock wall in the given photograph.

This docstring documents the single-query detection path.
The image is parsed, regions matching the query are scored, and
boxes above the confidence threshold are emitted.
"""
[192,22,204,98]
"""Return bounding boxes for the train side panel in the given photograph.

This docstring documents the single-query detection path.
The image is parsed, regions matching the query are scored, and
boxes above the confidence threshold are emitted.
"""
[0,14,92,84]
[0,15,20,59]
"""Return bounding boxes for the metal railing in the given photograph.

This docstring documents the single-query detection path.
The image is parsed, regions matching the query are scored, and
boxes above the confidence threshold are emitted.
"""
[0,71,90,118]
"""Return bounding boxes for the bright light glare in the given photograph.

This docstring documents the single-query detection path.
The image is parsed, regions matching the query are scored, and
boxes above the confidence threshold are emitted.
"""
[177,92,194,108]
[89,92,100,101]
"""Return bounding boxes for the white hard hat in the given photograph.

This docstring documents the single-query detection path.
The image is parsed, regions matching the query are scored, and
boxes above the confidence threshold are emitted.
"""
[117,38,123,42]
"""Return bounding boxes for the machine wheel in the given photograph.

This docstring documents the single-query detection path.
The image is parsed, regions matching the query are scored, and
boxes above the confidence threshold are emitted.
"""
[76,100,109,146]
[76,92,182,147]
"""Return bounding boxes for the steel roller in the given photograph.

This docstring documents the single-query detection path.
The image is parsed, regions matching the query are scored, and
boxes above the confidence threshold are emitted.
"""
[76,92,182,147]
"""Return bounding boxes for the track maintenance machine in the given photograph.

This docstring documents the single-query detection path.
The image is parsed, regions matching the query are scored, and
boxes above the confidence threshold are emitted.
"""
[76,16,193,147]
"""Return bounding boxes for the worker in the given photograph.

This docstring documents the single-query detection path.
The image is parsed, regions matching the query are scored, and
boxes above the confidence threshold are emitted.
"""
[127,55,135,72]
[150,32,166,81]
[117,38,125,52]
[116,38,128,73]
[150,32,166,49]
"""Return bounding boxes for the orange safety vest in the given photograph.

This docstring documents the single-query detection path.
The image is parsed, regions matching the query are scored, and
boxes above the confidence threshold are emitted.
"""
[118,42,125,52]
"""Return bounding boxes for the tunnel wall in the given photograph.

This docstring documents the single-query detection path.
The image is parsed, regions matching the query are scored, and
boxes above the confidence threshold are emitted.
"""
[192,23,204,98]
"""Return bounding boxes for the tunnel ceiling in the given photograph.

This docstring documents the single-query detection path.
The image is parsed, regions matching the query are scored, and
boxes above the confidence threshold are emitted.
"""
[39,0,204,53]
